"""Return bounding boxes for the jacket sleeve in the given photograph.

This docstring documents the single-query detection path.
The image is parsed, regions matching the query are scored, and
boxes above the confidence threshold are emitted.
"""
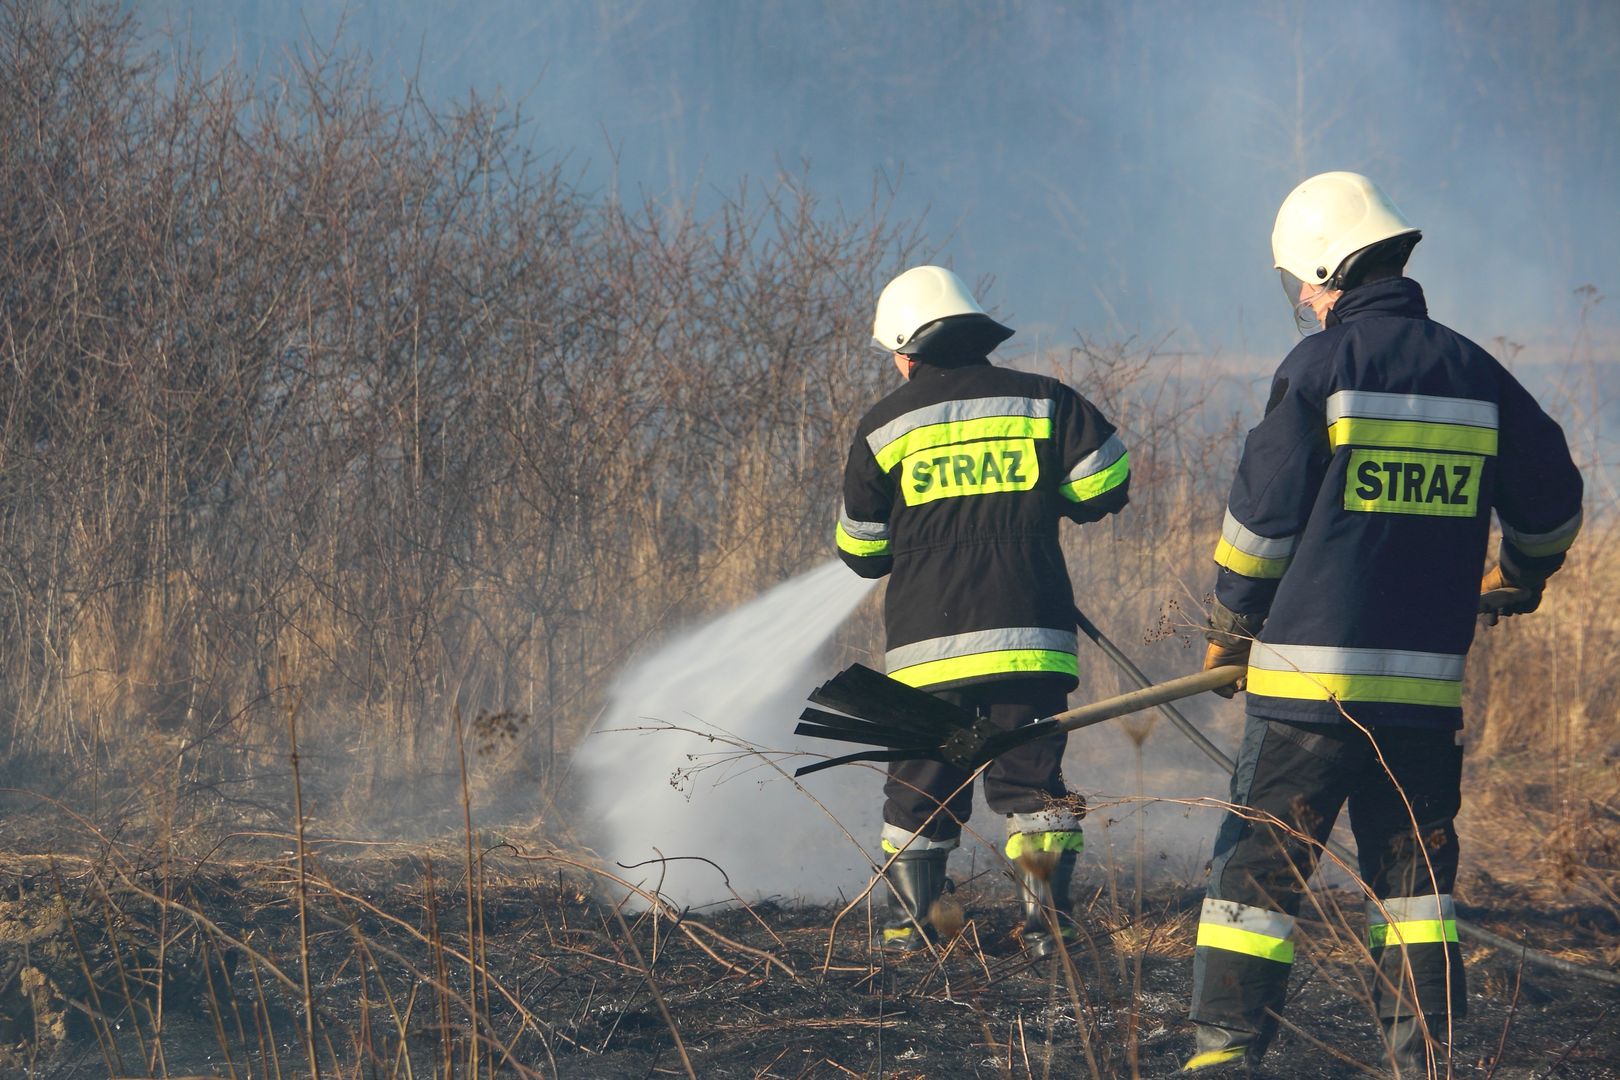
[835,429,894,578]
[1053,385,1130,523]
[1493,368,1583,582]
[1213,372,1332,618]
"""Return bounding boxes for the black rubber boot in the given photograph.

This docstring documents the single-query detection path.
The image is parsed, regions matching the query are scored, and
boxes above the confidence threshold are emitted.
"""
[1382,1015,1437,1077]
[878,849,949,952]
[1015,848,1077,958]
[1182,1021,1268,1072]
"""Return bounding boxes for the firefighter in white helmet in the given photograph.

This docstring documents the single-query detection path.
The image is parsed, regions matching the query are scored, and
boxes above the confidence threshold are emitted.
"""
[837,265,1130,957]
[1184,173,1583,1072]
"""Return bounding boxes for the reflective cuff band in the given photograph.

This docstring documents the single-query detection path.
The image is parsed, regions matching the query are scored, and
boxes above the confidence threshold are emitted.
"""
[869,396,1055,471]
[1005,829,1084,860]
[1196,898,1295,964]
[1246,644,1465,708]
[1501,507,1582,558]
[836,521,891,557]
[837,503,891,556]
[1326,390,1499,455]
[1213,509,1295,579]
[886,627,1078,688]
[881,824,960,854]
[1367,894,1458,948]
[1060,434,1129,503]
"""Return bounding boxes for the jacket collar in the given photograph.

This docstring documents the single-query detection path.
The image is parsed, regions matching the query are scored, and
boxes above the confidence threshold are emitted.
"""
[1325,277,1428,327]
[913,355,992,377]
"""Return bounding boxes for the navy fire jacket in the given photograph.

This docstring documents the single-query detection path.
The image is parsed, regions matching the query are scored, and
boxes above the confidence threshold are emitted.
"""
[837,356,1129,691]
[1214,278,1583,728]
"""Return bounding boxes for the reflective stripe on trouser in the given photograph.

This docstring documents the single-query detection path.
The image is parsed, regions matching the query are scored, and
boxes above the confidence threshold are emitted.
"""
[1367,893,1465,1023]
[1005,807,1086,859]
[885,626,1079,689]
[883,680,1070,840]
[1191,716,1466,1033]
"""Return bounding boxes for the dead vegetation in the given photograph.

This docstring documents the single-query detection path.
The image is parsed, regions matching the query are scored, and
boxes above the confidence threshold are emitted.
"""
[0,2,1616,1076]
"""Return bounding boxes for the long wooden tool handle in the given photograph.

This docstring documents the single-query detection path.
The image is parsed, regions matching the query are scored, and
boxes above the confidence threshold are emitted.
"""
[1047,665,1245,735]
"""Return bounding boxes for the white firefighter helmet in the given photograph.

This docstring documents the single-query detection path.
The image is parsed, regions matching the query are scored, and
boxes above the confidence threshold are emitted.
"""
[871,265,988,353]
[1271,171,1420,334]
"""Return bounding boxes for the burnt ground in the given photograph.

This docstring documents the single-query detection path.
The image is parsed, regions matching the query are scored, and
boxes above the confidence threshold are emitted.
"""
[1,838,1616,1079]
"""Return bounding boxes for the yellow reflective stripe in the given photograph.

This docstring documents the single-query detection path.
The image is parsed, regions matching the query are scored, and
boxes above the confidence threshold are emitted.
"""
[1511,533,1578,558]
[1213,537,1291,578]
[1005,830,1085,860]
[902,437,1039,506]
[1327,417,1498,456]
[1196,923,1295,964]
[1502,508,1582,557]
[1185,1047,1248,1071]
[875,416,1052,472]
[1246,668,1462,708]
[1368,919,1459,949]
[835,521,891,557]
[889,649,1078,688]
[1061,450,1130,503]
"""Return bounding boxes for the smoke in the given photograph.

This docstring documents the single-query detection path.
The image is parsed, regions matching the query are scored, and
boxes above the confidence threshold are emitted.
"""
[140,2,1619,357]
[573,561,882,907]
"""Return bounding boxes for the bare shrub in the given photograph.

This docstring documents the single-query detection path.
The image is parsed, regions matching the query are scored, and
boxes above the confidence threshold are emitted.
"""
[0,0,909,823]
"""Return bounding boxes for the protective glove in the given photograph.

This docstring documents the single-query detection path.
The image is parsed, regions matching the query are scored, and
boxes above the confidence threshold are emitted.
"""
[1479,564,1544,625]
[1203,639,1250,698]
[1204,600,1261,699]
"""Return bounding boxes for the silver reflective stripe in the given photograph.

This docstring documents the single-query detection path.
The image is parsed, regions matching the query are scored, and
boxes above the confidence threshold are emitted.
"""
[838,501,891,541]
[881,823,960,853]
[885,627,1079,671]
[1500,507,1582,553]
[1248,643,1466,681]
[1325,390,1498,429]
[865,395,1054,457]
[1062,432,1127,483]
[1366,893,1456,926]
[1199,898,1295,941]
[1008,809,1085,835]
[1220,508,1297,559]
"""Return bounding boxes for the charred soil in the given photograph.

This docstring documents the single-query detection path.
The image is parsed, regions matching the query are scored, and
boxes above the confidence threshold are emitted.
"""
[0,838,1615,1079]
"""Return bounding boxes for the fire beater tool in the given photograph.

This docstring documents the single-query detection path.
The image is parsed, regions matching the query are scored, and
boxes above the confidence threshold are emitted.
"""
[792,662,1243,777]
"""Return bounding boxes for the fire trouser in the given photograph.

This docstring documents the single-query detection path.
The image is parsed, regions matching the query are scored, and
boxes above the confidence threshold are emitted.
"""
[882,678,1073,841]
[1190,716,1466,1038]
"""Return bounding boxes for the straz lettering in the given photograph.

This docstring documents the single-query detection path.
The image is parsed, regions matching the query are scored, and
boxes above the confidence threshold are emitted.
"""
[1343,449,1484,518]
[903,437,1040,505]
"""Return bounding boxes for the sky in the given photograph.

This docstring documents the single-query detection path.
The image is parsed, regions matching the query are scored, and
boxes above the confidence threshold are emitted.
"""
[136,0,1620,364]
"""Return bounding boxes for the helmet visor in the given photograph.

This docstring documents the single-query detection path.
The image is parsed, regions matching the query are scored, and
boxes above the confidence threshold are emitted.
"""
[1280,269,1329,336]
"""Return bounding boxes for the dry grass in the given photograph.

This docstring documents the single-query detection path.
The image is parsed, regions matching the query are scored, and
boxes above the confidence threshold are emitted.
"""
[0,3,1615,1076]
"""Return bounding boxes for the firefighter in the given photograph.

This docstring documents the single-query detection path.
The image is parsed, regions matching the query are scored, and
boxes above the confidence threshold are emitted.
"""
[1184,172,1583,1073]
[836,265,1130,956]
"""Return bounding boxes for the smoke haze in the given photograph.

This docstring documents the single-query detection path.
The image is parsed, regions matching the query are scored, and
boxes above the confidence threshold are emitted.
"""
[142,1,1620,357]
